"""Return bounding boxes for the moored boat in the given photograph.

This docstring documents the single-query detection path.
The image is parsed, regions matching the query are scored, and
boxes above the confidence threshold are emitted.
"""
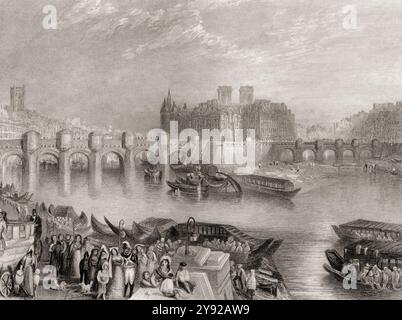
[166,180,209,195]
[325,249,344,270]
[332,219,402,242]
[233,174,301,198]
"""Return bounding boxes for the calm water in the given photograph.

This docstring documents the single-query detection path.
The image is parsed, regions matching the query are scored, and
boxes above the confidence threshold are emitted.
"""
[32,166,402,299]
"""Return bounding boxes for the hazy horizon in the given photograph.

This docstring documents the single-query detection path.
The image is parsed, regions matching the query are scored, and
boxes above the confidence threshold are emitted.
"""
[1,0,402,132]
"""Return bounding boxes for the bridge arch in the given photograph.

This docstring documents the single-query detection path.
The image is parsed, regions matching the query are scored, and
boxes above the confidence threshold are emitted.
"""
[323,149,336,164]
[343,149,354,164]
[359,148,373,161]
[1,151,24,189]
[302,149,316,162]
[279,148,294,163]
[101,150,125,171]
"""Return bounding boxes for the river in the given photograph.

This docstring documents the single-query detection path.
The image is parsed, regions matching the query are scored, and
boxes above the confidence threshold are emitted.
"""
[27,165,402,299]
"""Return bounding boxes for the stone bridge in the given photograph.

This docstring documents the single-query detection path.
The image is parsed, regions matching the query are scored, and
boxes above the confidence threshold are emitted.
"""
[0,130,152,194]
[268,138,386,164]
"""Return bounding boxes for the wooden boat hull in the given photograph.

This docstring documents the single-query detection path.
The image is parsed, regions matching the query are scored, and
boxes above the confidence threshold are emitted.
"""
[323,263,346,282]
[323,263,373,290]
[239,183,301,198]
[91,215,115,236]
[166,181,209,194]
[325,249,344,270]
[332,225,361,241]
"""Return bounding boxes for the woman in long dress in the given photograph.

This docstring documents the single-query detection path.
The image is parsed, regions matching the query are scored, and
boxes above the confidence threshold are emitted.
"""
[19,247,37,297]
[135,245,148,285]
[107,247,125,299]
[146,246,158,275]
[88,248,99,290]
[70,235,82,280]
[79,252,90,285]
[49,235,59,271]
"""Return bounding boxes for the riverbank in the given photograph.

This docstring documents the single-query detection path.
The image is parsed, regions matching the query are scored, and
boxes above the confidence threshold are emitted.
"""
[366,156,402,176]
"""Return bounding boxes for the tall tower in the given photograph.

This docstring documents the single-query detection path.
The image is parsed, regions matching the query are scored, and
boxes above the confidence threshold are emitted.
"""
[217,86,232,105]
[10,84,25,112]
[239,86,254,105]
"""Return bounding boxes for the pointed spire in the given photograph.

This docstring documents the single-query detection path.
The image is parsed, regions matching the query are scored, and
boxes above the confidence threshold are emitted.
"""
[161,98,167,113]
[166,89,172,109]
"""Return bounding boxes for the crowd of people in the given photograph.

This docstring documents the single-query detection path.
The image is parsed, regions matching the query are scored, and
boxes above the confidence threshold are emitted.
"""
[203,236,251,263]
[230,261,257,299]
[359,263,402,290]
[349,229,396,242]
[39,235,195,299]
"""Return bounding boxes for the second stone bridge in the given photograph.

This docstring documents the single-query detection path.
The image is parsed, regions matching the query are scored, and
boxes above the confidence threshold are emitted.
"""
[0,130,152,194]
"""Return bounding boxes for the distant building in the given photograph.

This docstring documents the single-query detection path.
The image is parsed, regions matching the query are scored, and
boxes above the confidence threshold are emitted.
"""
[160,86,296,142]
[10,84,25,112]
[333,102,402,142]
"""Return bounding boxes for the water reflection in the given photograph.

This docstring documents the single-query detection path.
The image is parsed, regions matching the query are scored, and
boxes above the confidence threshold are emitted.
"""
[33,165,402,299]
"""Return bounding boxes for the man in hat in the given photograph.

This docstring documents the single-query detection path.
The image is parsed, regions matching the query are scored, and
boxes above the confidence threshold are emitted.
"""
[175,262,195,294]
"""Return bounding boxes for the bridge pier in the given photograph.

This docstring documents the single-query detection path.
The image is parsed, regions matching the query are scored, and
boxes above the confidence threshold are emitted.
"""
[22,131,40,193]
[58,151,71,196]
[89,151,102,197]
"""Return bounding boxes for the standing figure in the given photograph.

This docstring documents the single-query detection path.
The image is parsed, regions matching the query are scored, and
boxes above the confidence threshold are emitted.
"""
[108,247,125,299]
[135,245,148,285]
[88,248,99,290]
[57,234,67,276]
[246,269,257,300]
[121,241,136,298]
[33,269,41,298]
[0,211,7,251]
[233,264,247,292]
[49,235,59,272]
[64,234,73,275]
[41,237,51,263]
[70,235,83,280]
[97,245,109,271]
[30,209,42,260]
[79,252,90,285]
[391,267,401,290]
[19,247,37,297]
[96,262,110,300]
[146,246,158,274]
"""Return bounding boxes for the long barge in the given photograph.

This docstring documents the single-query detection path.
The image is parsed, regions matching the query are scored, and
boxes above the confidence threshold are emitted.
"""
[332,219,402,242]
[233,174,301,198]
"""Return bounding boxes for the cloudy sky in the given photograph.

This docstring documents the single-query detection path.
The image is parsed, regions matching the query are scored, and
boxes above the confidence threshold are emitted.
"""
[1,0,402,131]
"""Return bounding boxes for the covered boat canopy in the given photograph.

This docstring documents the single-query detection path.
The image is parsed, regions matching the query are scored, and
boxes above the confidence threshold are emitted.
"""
[345,240,402,258]
[340,219,402,234]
